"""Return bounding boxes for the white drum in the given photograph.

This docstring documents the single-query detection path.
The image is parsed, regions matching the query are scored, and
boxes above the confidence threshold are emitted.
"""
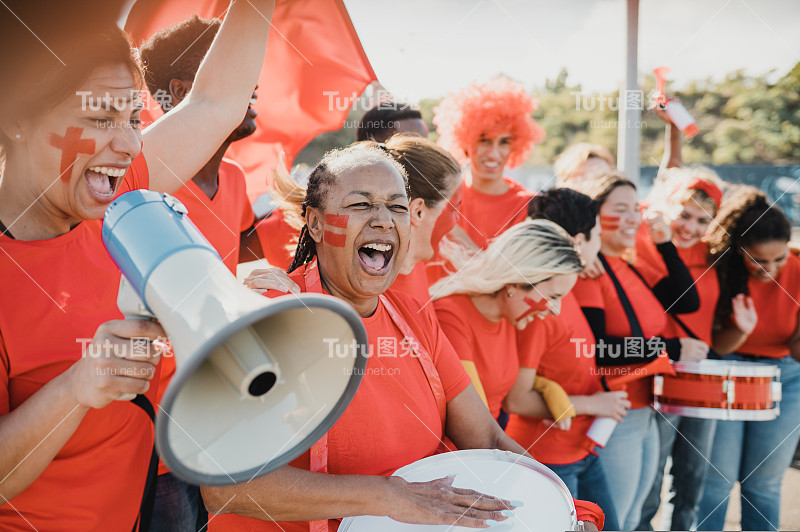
[339,449,578,532]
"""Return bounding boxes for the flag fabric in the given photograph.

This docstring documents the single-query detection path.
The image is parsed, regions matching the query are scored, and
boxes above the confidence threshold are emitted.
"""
[125,0,377,201]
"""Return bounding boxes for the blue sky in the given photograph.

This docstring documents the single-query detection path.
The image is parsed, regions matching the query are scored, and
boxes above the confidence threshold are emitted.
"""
[344,0,800,101]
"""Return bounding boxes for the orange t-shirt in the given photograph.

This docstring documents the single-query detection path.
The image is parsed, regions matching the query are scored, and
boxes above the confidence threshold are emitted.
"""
[635,234,718,345]
[211,264,471,532]
[506,292,602,464]
[738,253,800,358]
[390,262,431,306]
[255,207,300,270]
[458,177,533,250]
[171,158,254,274]
[0,154,160,531]
[571,255,669,408]
[425,177,533,285]
[433,294,518,419]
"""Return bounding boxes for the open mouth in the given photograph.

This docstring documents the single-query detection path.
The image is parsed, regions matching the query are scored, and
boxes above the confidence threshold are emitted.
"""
[86,166,126,199]
[357,242,394,275]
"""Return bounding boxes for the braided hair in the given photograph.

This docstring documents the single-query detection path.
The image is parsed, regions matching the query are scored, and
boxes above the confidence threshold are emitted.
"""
[707,185,791,324]
[287,144,408,273]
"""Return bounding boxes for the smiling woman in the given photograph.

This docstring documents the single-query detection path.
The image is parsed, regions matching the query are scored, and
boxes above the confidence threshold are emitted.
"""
[201,143,553,532]
[0,2,274,529]
[430,219,584,420]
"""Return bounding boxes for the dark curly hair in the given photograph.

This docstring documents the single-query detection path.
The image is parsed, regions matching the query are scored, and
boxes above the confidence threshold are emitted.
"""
[287,144,409,273]
[527,188,598,240]
[707,185,791,324]
[138,16,220,111]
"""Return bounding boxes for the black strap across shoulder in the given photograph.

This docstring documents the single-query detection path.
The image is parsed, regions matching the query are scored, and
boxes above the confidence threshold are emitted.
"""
[598,253,644,338]
[131,394,159,532]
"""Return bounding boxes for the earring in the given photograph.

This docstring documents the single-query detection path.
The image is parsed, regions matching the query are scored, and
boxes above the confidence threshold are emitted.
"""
[507,289,513,297]
[14,133,22,140]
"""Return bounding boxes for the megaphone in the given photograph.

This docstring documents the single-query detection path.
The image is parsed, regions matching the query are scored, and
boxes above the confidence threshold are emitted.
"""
[102,190,368,486]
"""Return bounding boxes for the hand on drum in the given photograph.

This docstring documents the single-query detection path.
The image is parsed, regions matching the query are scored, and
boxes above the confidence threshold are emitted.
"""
[66,319,164,409]
[383,475,516,528]
[678,337,709,362]
[731,293,758,335]
[243,267,301,295]
[590,390,630,422]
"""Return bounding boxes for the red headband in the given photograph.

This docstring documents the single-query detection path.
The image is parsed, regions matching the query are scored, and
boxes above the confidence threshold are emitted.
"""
[673,178,723,209]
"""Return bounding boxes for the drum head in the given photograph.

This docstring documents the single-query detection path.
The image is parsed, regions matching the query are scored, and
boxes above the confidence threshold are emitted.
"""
[339,449,577,532]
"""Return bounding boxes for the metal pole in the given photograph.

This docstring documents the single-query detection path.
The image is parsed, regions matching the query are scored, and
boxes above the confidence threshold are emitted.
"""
[617,0,641,185]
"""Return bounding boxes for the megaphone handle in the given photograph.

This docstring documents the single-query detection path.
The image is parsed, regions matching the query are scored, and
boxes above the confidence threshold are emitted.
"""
[115,276,158,402]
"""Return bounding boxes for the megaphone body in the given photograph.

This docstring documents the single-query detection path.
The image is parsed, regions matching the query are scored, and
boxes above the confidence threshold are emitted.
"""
[102,190,368,486]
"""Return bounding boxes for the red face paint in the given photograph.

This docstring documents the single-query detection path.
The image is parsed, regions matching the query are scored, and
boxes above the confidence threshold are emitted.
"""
[323,214,349,247]
[430,184,463,251]
[48,127,96,181]
[516,295,550,322]
[325,214,349,228]
[600,215,621,231]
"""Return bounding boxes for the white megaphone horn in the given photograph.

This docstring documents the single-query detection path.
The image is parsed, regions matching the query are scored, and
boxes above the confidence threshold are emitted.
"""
[102,190,368,486]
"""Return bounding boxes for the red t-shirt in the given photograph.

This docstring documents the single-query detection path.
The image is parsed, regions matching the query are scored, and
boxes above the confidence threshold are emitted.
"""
[425,177,533,285]
[635,234,718,345]
[739,253,800,358]
[0,154,160,531]
[211,263,471,532]
[390,262,431,306]
[255,207,300,270]
[171,158,254,274]
[458,177,533,250]
[506,292,602,464]
[571,255,669,408]
[433,294,518,419]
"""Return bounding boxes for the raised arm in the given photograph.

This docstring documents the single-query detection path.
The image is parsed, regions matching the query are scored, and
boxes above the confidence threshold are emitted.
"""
[143,0,274,193]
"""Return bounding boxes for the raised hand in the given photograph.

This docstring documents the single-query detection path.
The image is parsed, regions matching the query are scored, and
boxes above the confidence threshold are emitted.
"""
[731,293,758,335]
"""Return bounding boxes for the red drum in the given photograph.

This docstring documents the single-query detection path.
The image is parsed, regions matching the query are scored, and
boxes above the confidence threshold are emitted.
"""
[653,359,782,420]
[339,449,579,531]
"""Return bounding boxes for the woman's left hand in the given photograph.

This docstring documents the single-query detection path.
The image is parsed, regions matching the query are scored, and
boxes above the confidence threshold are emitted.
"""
[243,267,301,295]
[645,211,671,244]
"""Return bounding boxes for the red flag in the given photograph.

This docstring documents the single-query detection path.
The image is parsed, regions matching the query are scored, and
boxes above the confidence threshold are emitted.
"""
[125,0,377,201]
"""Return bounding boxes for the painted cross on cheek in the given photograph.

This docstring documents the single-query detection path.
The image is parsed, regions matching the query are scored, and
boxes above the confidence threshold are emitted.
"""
[323,214,349,247]
[48,127,96,182]
[600,215,621,231]
[516,296,550,322]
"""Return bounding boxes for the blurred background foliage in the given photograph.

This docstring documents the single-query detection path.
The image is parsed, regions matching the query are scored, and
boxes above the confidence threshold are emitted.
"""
[296,62,800,167]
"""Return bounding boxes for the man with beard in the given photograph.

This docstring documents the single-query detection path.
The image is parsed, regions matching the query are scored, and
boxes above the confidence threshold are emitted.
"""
[141,15,262,274]
[139,16,263,532]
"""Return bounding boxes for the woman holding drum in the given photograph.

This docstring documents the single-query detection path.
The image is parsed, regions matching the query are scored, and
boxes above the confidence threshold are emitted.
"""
[204,144,604,531]
[696,186,800,531]
[634,167,727,530]
[568,172,706,530]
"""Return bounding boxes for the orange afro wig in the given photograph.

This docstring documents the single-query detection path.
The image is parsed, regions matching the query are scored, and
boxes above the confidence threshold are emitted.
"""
[433,77,545,168]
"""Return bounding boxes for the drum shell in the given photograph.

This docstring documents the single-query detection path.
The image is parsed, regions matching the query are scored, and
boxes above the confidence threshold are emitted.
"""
[653,359,782,421]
